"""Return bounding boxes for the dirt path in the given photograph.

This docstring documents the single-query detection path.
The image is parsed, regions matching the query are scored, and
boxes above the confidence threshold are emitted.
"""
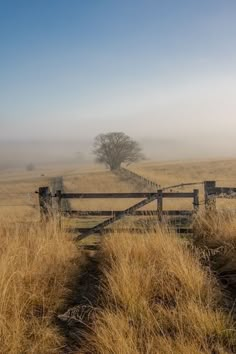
[55,169,160,352]
[57,249,103,353]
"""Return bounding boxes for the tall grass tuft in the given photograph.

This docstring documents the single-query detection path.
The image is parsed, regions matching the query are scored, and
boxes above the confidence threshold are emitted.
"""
[81,227,236,354]
[0,220,78,354]
[194,210,236,293]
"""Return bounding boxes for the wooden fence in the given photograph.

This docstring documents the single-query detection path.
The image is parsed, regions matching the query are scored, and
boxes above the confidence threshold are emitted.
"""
[204,181,236,209]
[37,180,236,238]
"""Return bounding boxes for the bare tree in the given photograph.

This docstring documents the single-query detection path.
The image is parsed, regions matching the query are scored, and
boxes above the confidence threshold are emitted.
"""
[93,132,144,170]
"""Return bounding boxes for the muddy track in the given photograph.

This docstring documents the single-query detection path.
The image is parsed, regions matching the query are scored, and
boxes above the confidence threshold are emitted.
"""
[55,170,146,352]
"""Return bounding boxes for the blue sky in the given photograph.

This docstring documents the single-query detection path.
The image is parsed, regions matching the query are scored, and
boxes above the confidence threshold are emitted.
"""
[1,0,236,146]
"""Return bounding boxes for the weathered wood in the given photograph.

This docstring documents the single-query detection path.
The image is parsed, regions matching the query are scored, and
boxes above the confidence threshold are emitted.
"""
[193,189,199,211]
[213,187,236,196]
[38,187,52,222]
[64,210,194,217]
[163,192,195,198]
[204,181,216,210]
[58,192,195,199]
[157,189,163,221]
[71,227,193,235]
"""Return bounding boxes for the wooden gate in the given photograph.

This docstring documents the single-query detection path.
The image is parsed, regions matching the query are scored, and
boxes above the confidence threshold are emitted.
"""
[37,179,236,240]
[38,187,199,240]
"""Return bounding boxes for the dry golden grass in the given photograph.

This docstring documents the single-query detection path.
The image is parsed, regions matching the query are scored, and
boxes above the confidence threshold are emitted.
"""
[64,169,143,211]
[193,210,236,292]
[0,219,79,354]
[128,159,236,210]
[129,159,236,187]
[80,227,236,354]
[1,160,236,353]
[0,166,52,221]
[0,162,82,221]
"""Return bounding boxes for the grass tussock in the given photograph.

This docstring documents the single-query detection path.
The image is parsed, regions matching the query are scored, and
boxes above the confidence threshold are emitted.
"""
[194,211,236,291]
[81,228,236,354]
[0,220,79,354]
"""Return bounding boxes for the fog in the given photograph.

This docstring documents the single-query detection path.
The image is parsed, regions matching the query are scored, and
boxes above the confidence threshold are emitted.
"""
[1,2,236,169]
[1,74,236,170]
[1,133,236,171]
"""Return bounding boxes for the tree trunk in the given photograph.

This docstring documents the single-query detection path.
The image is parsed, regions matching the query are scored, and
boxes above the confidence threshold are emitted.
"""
[110,163,121,171]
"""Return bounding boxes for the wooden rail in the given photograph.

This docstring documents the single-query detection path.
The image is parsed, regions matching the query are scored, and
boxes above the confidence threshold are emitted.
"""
[68,227,194,235]
[56,192,196,199]
[63,210,193,217]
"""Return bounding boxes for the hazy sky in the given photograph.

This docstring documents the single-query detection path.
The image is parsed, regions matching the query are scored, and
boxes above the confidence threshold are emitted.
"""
[1,1,236,148]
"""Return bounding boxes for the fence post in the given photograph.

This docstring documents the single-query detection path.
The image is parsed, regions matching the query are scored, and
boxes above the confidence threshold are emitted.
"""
[157,189,163,222]
[204,181,216,210]
[193,189,199,212]
[56,190,62,230]
[38,187,52,222]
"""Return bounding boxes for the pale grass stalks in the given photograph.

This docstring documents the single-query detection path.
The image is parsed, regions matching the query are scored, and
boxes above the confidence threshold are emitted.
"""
[193,210,236,291]
[0,219,79,354]
[81,229,236,354]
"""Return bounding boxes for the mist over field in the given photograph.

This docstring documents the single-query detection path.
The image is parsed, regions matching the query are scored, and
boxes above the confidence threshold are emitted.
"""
[1,1,236,169]
[1,134,236,170]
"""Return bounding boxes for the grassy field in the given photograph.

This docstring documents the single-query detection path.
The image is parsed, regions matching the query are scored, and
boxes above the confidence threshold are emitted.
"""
[0,164,67,221]
[1,159,236,353]
[128,159,236,186]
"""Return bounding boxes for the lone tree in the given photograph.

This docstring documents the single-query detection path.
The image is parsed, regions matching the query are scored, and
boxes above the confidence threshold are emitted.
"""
[93,132,144,170]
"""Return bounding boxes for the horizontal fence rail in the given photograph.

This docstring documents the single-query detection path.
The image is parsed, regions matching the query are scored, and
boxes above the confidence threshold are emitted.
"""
[208,187,236,196]
[63,210,194,217]
[55,192,196,199]
[68,227,193,235]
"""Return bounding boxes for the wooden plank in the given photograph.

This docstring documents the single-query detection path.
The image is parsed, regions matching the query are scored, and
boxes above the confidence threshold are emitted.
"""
[193,189,199,211]
[163,181,203,191]
[157,190,163,221]
[58,192,195,199]
[212,187,236,196]
[38,187,52,222]
[204,181,216,210]
[64,210,194,217]
[70,227,193,235]
[60,192,154,199]
[163,192,195,198]
[163,210,193,216]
